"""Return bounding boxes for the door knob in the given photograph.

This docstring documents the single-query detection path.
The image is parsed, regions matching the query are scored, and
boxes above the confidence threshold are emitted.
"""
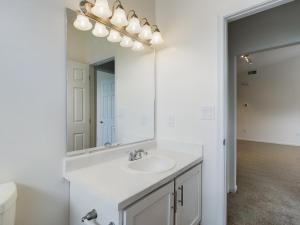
[100,121,104,124]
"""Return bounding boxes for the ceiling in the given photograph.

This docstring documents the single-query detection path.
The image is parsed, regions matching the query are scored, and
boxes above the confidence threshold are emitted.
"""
[237,43,300,72]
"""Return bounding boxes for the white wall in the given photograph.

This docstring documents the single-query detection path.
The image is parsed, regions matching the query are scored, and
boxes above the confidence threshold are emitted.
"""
[0,1,153,225]
[227,0,300,192]
[0,1,68,225]
[154,0,300,224]
[237,54,300,146]
[2,0,299,225]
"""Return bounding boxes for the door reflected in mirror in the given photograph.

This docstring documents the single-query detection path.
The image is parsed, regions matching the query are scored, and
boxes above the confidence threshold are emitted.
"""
[95,60,115,147]
[66,8,155,153]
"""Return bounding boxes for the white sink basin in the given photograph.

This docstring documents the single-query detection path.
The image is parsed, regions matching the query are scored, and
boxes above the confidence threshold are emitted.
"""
[123,155,176,174]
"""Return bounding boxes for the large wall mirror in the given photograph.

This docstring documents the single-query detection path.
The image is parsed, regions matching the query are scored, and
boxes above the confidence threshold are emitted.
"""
[66,7,155,153]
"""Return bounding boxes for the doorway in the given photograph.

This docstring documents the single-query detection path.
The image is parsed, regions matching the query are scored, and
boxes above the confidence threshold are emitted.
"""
[228,44,300,225]
[223,1,300,224]
[94,59,116,147]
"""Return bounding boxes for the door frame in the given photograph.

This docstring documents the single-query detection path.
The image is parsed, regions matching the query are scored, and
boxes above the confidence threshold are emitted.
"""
[217,0,294,224]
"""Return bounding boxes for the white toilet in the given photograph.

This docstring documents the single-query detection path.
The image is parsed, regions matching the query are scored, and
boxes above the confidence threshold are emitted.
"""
[0,183,17,225]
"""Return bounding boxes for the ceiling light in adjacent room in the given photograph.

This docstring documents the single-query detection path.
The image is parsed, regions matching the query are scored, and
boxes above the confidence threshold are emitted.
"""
[241,54,253,64]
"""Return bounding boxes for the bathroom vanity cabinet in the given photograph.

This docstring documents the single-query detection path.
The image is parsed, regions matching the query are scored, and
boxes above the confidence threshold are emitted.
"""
[123,164,202,225]
[65,144,203,225]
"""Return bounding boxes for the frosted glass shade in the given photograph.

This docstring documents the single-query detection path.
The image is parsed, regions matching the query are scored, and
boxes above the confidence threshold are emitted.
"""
[120,36,134,48]
[91,0,112,19]
[92,23,109,37]
[73,14,92,31]
[151,31,164,45]
[138,24,152,40]
[132,41,144,51]
[126,17,141,34]
[110,8,128,27]
[107,30,122,42]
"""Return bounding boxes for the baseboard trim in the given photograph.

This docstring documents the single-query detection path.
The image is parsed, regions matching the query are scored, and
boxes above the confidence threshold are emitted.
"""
[229,185,237,193]
[237,138,300,147]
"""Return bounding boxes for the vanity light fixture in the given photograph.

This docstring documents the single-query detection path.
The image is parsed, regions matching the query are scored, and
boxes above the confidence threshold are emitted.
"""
[91,0,112,19]
[110,0,128,27]
[73,13,93,31]
[150,25,164,45]
[92,22,109,37]
[74,0,164,51]
[120,36,134,48]
[139,18,152,40]
[132,41,144,51]
[126,10,142,34]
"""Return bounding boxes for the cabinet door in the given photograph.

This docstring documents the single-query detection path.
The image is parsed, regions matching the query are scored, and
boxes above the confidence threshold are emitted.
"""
[123,182,175,225]
[175,165,202,225]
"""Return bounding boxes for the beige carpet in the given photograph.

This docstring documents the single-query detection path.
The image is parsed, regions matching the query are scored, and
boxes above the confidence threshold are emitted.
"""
[228,140,300,225]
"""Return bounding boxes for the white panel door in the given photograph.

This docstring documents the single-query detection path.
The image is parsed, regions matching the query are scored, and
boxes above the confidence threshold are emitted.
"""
[96,71,115,146]
[175,165,202,225]
[123,182,175,225]
[67,60,90,151]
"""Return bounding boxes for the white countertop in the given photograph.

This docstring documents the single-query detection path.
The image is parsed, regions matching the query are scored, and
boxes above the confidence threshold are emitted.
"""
[64,147,203,210]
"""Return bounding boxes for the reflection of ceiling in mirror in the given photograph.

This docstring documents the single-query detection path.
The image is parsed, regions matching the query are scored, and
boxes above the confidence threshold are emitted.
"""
[96,60,115,74]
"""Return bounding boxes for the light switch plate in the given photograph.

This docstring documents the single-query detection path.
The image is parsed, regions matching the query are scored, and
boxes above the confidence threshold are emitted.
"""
[167,115,175,128]
[199,106,215,120]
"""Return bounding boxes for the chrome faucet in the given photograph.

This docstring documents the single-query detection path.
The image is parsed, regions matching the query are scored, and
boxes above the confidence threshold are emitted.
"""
[129,149,148,161]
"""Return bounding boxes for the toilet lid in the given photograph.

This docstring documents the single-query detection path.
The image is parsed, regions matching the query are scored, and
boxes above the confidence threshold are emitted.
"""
[0,182,17,213]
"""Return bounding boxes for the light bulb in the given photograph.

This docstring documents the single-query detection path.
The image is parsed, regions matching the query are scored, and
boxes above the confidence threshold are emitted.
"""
[73,14,92,31]
[107,30,122,43]
[139,24,152,40]
[92,23,109,37]
[151,31,164,45]
[110,8,128,27]
[91,0,112,19]
[132,41,144,51]
[126,16,141,34]
[120,36,133,48]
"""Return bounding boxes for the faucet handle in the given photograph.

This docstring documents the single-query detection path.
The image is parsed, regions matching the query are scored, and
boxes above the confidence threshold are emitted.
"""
[81,209,97,222]
[129,152,135,161]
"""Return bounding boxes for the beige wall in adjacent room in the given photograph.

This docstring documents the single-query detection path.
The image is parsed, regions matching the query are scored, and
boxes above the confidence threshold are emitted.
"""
[237,54,300,146]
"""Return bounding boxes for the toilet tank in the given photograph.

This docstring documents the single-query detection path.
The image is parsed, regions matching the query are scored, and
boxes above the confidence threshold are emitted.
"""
[0,183,17,225]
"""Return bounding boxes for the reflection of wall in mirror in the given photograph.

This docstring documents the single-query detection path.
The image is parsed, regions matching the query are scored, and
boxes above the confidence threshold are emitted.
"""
[67,9,155,150]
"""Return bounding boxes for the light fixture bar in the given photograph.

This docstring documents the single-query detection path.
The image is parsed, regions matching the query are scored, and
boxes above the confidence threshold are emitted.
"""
[80,0,152,47]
